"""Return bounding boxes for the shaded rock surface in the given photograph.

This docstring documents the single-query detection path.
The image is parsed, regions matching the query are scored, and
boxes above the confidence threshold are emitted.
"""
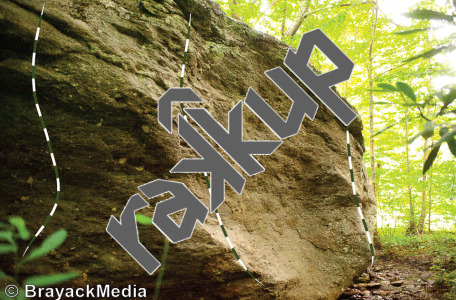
[0,0,375,298]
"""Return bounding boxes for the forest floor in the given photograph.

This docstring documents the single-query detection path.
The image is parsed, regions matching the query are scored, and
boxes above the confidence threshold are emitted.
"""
[339,230,456,300]
[339,253,451,299]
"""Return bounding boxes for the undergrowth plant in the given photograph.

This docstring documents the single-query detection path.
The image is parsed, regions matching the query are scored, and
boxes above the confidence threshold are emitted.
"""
[380,228,456,298]
[0,217,79,300]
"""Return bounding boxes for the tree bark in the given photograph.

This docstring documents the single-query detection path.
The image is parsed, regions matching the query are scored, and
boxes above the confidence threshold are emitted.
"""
[281,0,287,39]
[427,172,433,233]
[417,138,428,234]
[262,0,280,14]
[285,0,311,38]
[405,108,416,234]
[368,1,378,199]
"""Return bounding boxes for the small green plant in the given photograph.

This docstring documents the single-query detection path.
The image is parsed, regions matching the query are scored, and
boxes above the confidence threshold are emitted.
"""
[0,217,79,300]
[380,228,456,298]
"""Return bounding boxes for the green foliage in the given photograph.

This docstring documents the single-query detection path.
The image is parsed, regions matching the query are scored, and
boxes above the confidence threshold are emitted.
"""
[9,217,29,240]
[404,9,455,23]
[381,229,456,299]
[0,217,79,299]
[380,228,456,258]
[215,0,456,238]
[136,213,153,225]
[21,229,67,264]
[23,272,81,287]
[373,80,455,173]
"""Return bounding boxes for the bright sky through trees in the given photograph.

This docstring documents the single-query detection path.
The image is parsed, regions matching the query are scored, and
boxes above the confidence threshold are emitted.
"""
[216,0,456,231]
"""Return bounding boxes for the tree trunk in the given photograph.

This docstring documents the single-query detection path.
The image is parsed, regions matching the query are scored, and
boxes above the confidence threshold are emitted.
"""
[281,0,287,39]
[427,172,433,233]
[417,138,428,234]
[285,0,311,38]
[368,1,378,199]
[417,107,432,234]
[262,0,280,14]
[405,108,416,234]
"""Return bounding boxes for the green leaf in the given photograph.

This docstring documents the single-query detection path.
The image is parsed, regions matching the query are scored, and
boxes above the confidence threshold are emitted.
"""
[421,121,435,140]
[0,244,17,254]
[367,89,390,92]
[433,128,456,148]
[448,138,456,157]
[442,88,456,106]
[22,229,67,263]
[401,103,424,107]
[373,101,393,105]
[9,217,29,240]
[439,126,449,136]
[423,145,440,174]
[404,9,454,22]
[404,44,456,62]
[23,272,80,287]
[394,27,431,35]
[0,270,7,280]
[377,83,398,92]
[135,214,153,225]
[1,289,25,300]
[0,231,13,241]
[396,82,416,102]
[442,128,456,157]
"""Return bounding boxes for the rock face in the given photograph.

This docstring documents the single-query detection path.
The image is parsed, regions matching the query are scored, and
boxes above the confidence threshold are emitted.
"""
[0,0,375,299]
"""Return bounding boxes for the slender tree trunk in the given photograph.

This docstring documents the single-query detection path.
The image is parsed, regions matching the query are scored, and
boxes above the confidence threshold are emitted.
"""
[281,0,287,39]
[417,138,428,234]
[367,0,382,250]
[368,1,378,198]
[418,107,432,234]
[262,0,280,14]
[405,108,416,234]
[427,172,433,233]
[285,0,311,38]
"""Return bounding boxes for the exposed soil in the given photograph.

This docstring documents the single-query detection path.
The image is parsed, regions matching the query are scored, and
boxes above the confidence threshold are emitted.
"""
[339,253,451,300]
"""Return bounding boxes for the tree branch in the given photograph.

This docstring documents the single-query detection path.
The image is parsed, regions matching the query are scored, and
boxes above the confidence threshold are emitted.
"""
[261,0,280,13]
[285,1,375,38]
[285,0,311,37]
[303,1,373,19]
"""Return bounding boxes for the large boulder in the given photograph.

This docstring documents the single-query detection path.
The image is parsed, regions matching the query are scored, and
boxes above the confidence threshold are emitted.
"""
[0,0,375,298]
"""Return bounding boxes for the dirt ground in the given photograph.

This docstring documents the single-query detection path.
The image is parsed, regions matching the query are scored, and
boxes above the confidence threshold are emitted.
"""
[339,253,452,300]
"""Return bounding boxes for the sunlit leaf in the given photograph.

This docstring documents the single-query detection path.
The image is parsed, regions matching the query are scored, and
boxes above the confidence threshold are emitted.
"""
[22,229,67,263]
[423,145,440,174]
[23,272,80,287]
[394,27,431,35]
[0,231,12,241]
[421,121,435,139]
[404,44,456,62]
[396,82,416,102]
[0,270,7,280]
[439,126,449,136]
[401,103,423,107]
[373,101,393,104]
[0,244,17,254]
[377,83,398,92]
[447,137,456,157]
[9,217,30,240]
[404,9,454,22]
[442,88,456,106]
[135,214,153,225]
